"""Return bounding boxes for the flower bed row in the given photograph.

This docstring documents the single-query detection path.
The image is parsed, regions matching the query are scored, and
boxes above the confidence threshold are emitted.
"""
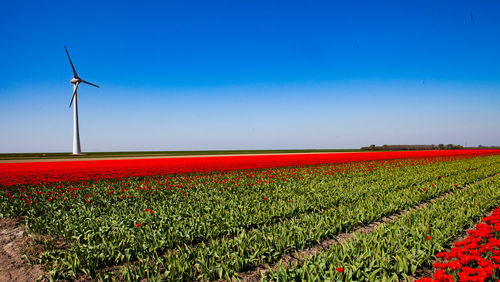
[109,157,500,280]
[418,205,500,282]
[1,150,498,188]
[267,172,500,281]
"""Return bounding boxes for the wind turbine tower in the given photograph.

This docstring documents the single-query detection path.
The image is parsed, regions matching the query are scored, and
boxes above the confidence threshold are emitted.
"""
[64,46,100,155]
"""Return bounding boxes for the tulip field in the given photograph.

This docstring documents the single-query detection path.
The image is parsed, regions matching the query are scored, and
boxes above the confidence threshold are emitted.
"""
[0,150,499,281]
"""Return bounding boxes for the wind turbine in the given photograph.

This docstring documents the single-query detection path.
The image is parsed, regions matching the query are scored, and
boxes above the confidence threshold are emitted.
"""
[64,46,100,155]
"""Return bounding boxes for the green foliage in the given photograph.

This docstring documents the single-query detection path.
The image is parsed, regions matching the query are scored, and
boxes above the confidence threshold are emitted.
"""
[268,174,500,281]
[0,155,498,280]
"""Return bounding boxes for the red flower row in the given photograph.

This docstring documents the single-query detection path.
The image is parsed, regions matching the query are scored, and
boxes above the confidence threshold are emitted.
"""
[418,205,500,282]
[1,150,498,188]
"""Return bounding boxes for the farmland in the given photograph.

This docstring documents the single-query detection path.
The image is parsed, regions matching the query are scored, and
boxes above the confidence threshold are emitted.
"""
[0,150,499,281]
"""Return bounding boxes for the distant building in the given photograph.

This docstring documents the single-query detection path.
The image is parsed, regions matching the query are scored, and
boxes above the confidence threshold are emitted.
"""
[360,144,464,151]
[361,144,436,151]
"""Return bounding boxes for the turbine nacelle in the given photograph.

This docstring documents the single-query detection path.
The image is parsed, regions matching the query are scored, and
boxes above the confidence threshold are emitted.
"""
[65,46,100,108]
[65,46,100,91]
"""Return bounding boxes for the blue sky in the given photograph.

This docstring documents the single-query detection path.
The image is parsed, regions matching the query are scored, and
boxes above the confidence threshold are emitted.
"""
[1,1,499,153]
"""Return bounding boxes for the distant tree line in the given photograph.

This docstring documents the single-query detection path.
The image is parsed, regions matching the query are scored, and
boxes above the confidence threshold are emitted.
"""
[477,145,500,149]
[361,144,464,151]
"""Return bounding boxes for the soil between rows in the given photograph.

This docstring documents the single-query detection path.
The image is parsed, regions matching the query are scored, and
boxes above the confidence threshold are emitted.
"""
[0,217,45,282]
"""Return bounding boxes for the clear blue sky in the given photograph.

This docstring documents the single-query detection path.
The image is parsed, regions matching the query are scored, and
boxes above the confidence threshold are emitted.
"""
[1,1,499,153]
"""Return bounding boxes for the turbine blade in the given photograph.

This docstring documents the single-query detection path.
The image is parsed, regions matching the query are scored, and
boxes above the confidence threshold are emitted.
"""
[64,46,79,78]
[69,83,79,107]
[81,79,100,88]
